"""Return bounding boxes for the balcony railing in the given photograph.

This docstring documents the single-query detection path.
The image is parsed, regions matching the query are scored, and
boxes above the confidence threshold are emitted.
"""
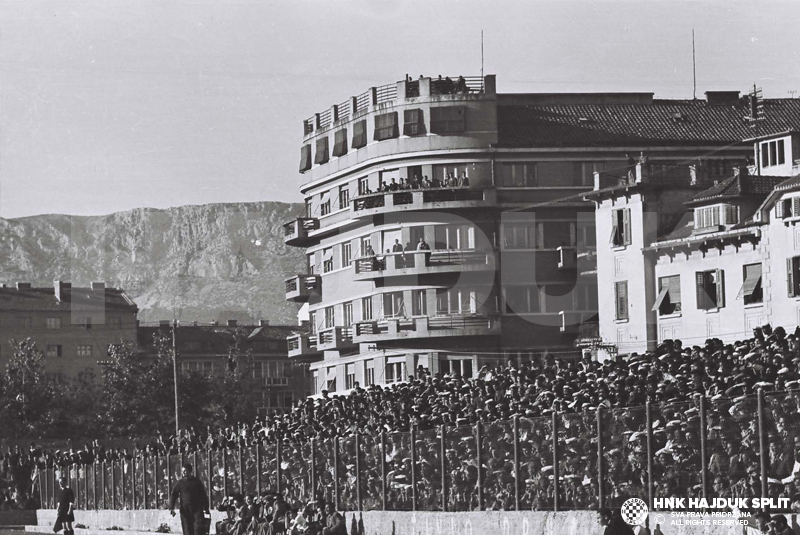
[316,326,355,351]
[352,187,495,216]
[353,249,496,280]
[285,274,321,302]
[353,313,499,342]
[283,217,319,246]
[560,311,599,334]
[287,333,319,360]
[557,246,577,270]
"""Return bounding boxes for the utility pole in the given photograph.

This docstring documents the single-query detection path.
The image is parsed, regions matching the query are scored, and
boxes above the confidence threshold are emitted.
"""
[172,319,180,436]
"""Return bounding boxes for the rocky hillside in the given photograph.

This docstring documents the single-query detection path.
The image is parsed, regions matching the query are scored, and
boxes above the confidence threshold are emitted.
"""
[0,202,307,324]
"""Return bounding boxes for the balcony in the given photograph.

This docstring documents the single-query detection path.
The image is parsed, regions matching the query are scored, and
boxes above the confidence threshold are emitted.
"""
[559,311,598,334]
[284,217,319,247]
[353,313,500,343]
[577,250,597,277]
[351,187,497,219]
[285,274,321,302]
[287,334,320,361]
[316,326,356,352]
[353,249,496,281]
[557,246,577,270]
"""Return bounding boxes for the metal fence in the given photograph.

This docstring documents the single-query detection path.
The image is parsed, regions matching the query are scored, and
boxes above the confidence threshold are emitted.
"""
[36,388,798,512]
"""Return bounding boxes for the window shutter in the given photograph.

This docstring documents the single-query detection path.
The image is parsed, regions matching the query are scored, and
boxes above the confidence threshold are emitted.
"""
[610,210,619,245]
[793,197,800,218]
[332,128,348,157]
[403,109,424,136]
[669,276,681,304]
[696,272,707,310]
[725,205,738,225]
[299,144,312,172]
[716,269,725,308]
[569,222,577,246]
[777,200,784,219]
[374,112,399,141]
[352,120,367,149]
[616,282,628,320]
[789,258,797,297]
[537,223,545,249]
[314,136,329,165]
[622,208,632,245]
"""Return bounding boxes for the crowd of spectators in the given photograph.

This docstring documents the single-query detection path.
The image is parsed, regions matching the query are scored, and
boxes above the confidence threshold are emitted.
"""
[7,324,800,513]
[359,171,469,197]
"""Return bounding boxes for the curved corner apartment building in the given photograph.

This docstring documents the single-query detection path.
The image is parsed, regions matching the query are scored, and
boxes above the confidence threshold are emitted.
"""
[284,75,753,393]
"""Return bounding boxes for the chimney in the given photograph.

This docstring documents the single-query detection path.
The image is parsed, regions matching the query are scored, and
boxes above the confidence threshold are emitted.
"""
[227,319,238,327]
[259,320,270,327]
[705,91,740,106]
[54,281,71,301]
[16,282,32,290]
[91,282,106,291]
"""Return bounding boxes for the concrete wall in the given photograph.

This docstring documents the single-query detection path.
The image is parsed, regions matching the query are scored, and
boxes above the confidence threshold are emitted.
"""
[33,510,768,535]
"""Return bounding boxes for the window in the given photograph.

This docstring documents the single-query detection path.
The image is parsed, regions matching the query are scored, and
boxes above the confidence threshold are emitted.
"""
[309,311,317,334]
[385,361,405,384]
[652,276,681,315]
[46,317,62,330]
[436,289,477,314]
[345,363,356,390]
[77,316,92,329]
[788,257,800,297]
[323,248,334,272]
[17,317,31,329]
[430,106,465,133]
[360,236,372,257]
[338,185,350,210]
[374,112,398,141]
[46,344,62,358]
[412,290,427,316]
[312,370,320,394]
[610,208,631,247]
[537,162,574,187]
[326,366,336,392]
[341,242,352,267]
[308,253,316,275]
[504,286,541,314]
[695,206,727,229]
[435,224,476,250]
[502,223,536,249]
[403,109,424,136]
[332,128,348,157]
[343,302,353,327]
[299,144,312,172]
[441,357,473,378]
[383,292,405,317]
[361,297,373,321]
[324,306,335,329]
[615,281,628,320]
[365,360,375,386]
[740,263,763,305]
[284,393,293,409]
[574,162,605,187]
[432,163,474,185]
[319,192,331,216]
[760,139,786,168]
[540,222,577,248]
[77,345,92,357]
[314,136,329,165]
[107,316,122,328]
[777,198,794,219]
[358,177,370,196]
[499,163,536,187]
[696,270,725,310]
[352,120,367,149]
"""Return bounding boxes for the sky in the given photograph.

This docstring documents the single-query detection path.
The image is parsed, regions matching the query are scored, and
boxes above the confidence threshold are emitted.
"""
[0,0,798,219]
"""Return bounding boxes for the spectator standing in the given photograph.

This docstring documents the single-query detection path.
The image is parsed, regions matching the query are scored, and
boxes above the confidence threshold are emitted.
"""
[321,503,346,535]
[170,464,210,535]
[54,476,74,535]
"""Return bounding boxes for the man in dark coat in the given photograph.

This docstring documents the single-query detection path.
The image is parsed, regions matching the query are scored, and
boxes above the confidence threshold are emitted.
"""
[598,508,634,535]
[170,463,209,535]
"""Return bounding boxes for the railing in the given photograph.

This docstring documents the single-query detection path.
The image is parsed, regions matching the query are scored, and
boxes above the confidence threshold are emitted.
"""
[285,278,298,293]
[318,326,353,346]
[287,333,317,353]
[352,187,484,213]
[431,75,484,96]
[354,90,371,115]
[428,314,493,331]
[37,388,794,512]
[352,193,385,211]
[354,250,493,275]
[422,189,483,203]
[393,191,413,205]
[283,217,318,238]
[319,109,333,130]
[337,99,351,122]
[375,83,397,105]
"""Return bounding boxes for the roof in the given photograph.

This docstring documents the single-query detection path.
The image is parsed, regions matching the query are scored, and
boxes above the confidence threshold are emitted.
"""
[137,324,302,355]
[651,221,761,249]
[0,286,138,312]
[497,97,800,148]
[688,174,788,205]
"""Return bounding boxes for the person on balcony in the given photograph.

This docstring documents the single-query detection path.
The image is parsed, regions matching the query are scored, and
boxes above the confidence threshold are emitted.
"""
[389,178,399,191]
[422,175,432,189]
[416,238,431,266]
[458,172,469,187]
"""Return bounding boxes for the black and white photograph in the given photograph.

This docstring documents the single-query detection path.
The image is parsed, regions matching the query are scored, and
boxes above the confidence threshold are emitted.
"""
[1,1,799,534]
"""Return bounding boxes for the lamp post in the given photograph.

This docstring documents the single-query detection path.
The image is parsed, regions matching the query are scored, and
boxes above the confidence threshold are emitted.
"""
[172,320,180,435]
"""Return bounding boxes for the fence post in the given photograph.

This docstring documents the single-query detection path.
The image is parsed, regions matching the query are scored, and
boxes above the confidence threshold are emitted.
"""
[101,461,106,509]
[513,415,521,511]
[355,433,362,511]
[646,401,654,510]
[758,387,768,500]
[132,456,137,510]
[410,426,417,512]
[380,431,387,511]
[275,439,282,496]
[155,452,160,509]
[206,448,212,510]
[166,454,172,507]
[552,410,559,512]
[142,456,147,510]
[309,439,316,504]
[238,442,244,494]
[122,459,127,510]
[597,405,604,510]
[475,420,483,511]
[111,459,117,510]
[333,437,340,511]
[440,424,448,512]
[85,463,89,510]
[222,447,228,498]
[255,443,262,497]
[699,395,708,501]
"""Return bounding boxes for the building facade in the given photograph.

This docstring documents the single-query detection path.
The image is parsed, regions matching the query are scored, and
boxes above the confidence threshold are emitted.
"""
[137,321,312,416]
[0,281,139,382]
[285,76,784,393]
[590,128,800,355]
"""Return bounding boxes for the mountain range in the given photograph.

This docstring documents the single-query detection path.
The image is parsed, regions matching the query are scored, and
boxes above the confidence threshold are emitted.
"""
[0,202,307,325]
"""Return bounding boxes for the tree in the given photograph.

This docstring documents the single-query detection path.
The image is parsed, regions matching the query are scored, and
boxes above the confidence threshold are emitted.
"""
[208,327,261,426]
[0,338,56,438]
